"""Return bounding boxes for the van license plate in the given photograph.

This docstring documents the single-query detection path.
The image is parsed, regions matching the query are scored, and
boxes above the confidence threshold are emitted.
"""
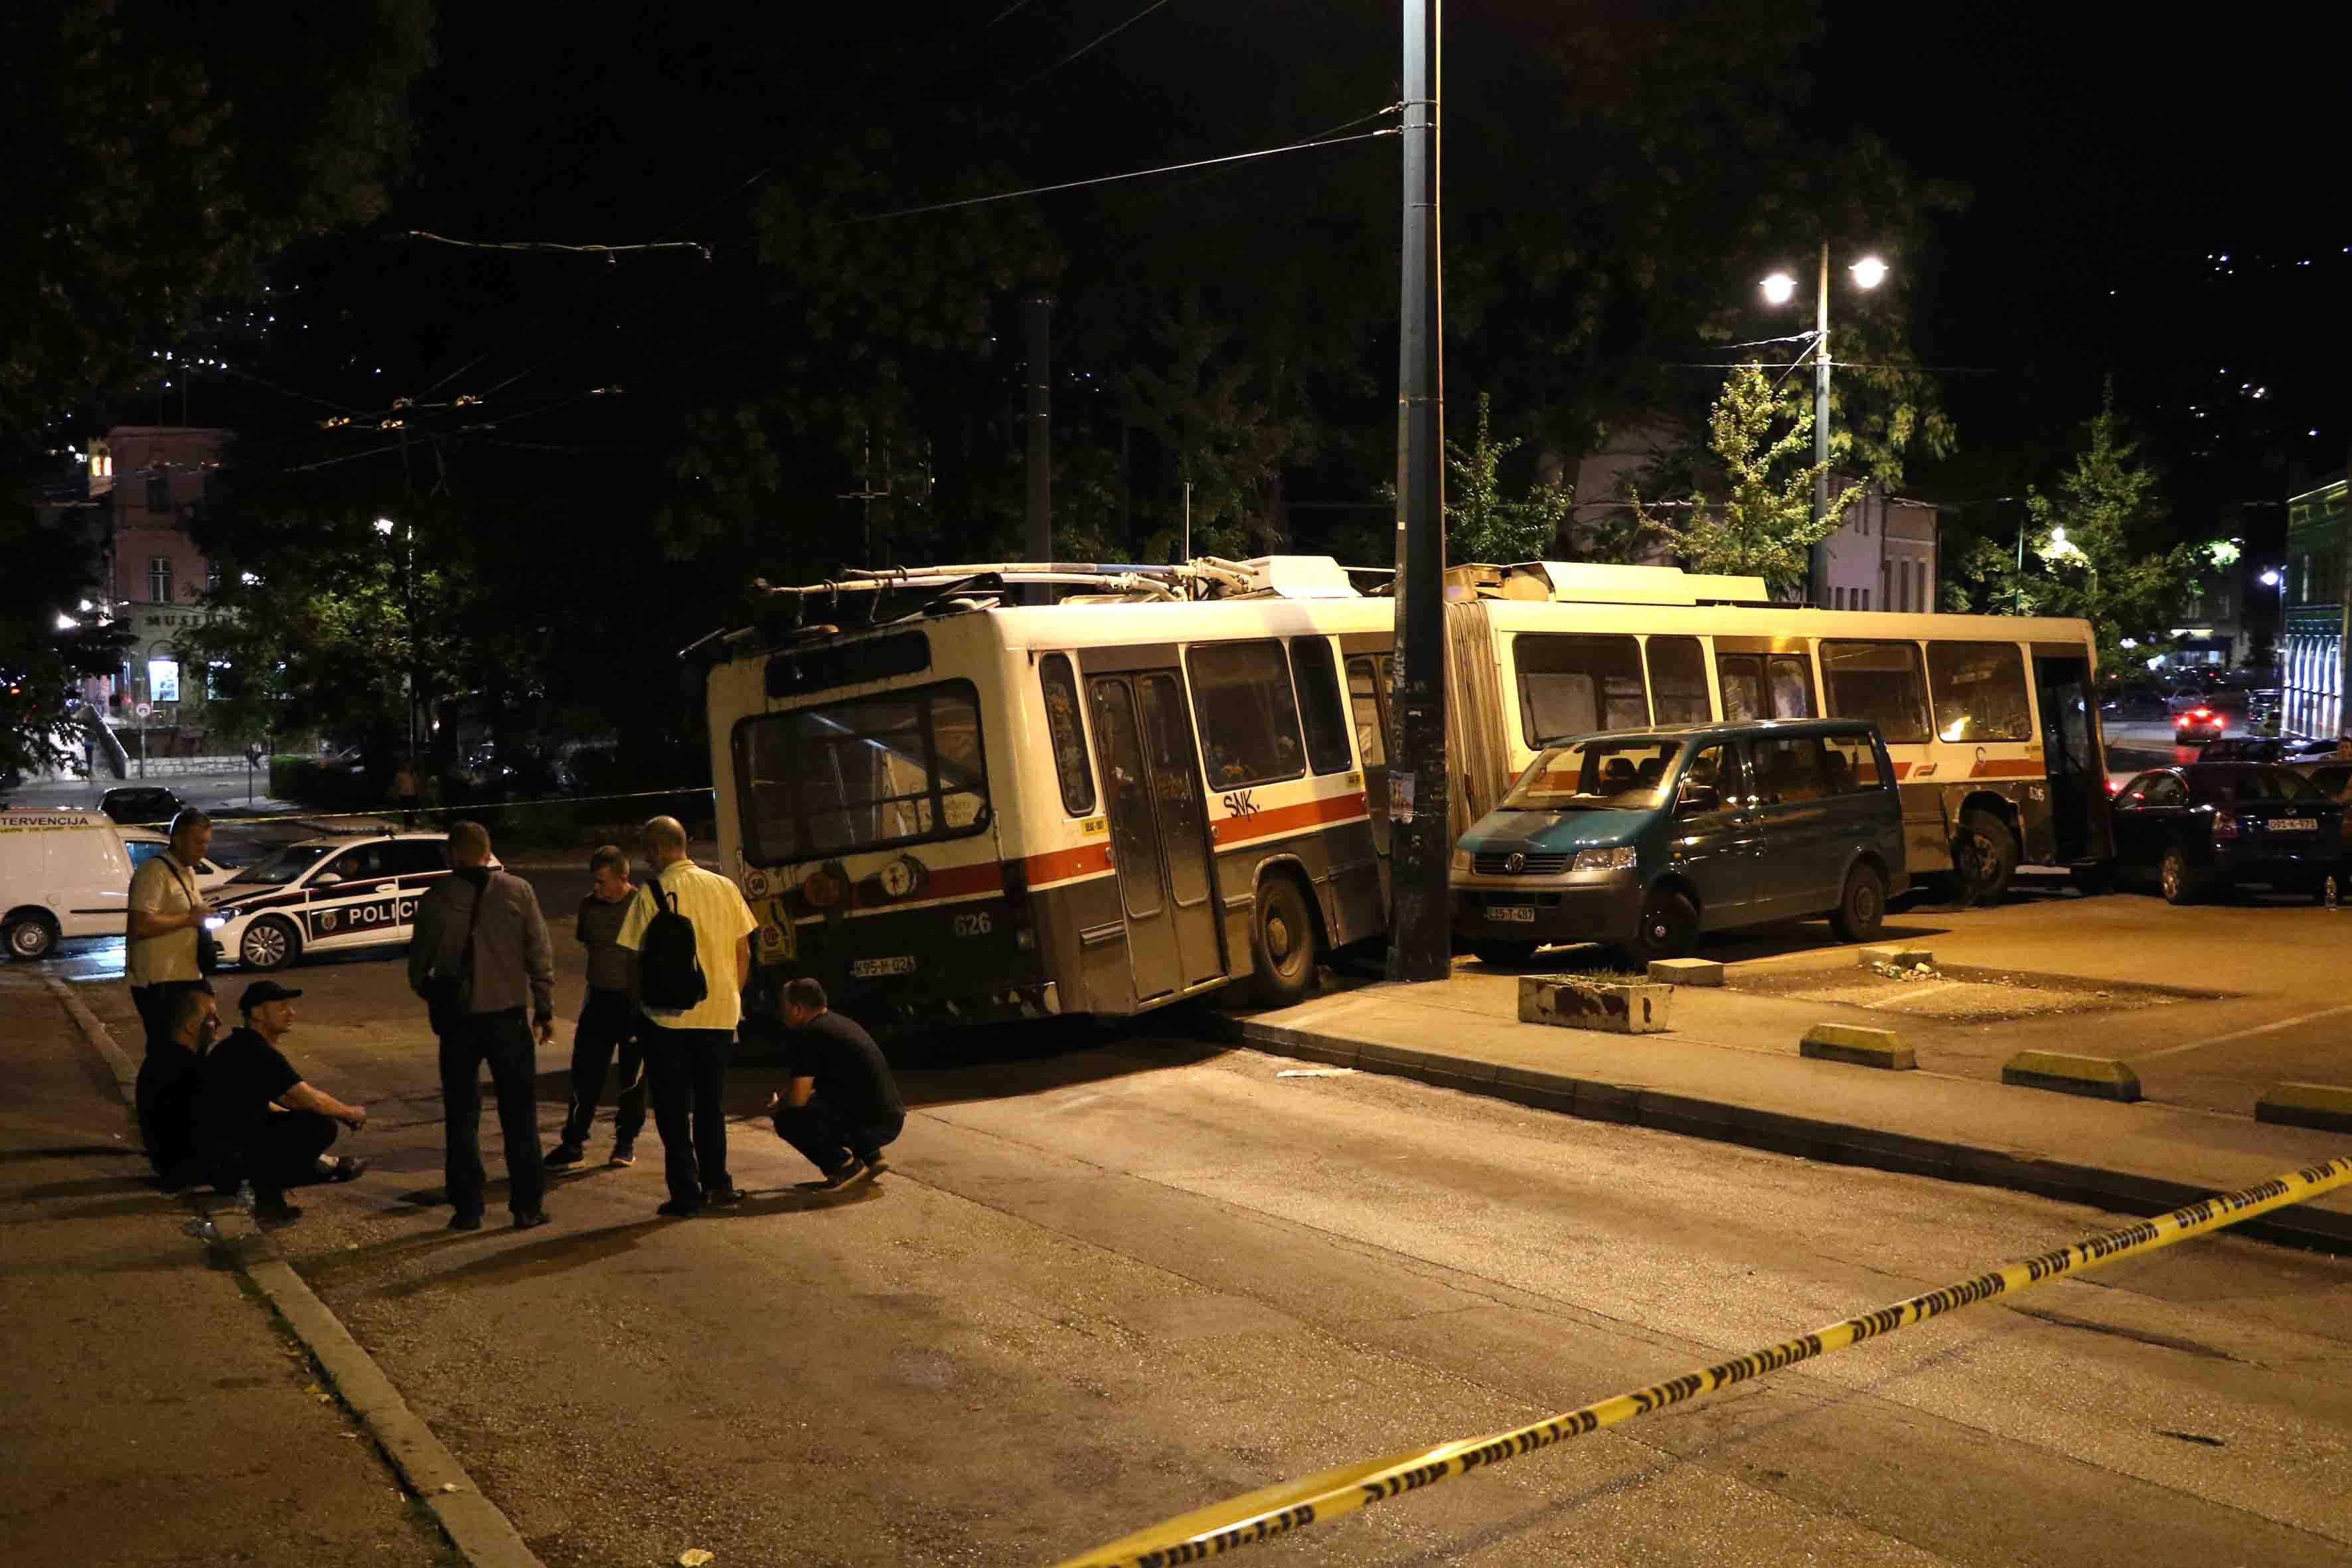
[1490,904,1537,923]
[2273,819,2317,832]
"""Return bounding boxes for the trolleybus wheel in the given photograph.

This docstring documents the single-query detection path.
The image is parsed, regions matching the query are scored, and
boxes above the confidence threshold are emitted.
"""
[1956,808,2019,903]
[1248,876,1319,1006]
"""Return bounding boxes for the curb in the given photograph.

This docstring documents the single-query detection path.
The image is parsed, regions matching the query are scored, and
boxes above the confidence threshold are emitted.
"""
[43,979,546,1568]
[1217,1012,2352,1255]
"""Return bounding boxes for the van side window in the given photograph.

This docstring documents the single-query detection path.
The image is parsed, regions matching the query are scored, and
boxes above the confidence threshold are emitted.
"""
[1820,640,1930,742]
[1683,743,1749,808]
[1289,636,1354,775]
[1646,636,1711,724]
[1186,640,1305,788]
[1751,736,1832,804]
[1346,655,1389,766]
[1516,633,1648,746]
[1821,732,1885,792]
[1038,653,1096,815]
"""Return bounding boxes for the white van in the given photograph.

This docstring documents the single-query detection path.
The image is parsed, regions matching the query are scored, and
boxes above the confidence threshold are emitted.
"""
[2,811,145,959]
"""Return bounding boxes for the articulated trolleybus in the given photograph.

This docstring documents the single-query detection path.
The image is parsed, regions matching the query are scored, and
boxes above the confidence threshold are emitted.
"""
[702,556,2110,1028]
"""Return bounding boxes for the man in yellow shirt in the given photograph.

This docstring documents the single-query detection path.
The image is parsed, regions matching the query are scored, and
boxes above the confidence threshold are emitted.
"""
[616,816,757,1217]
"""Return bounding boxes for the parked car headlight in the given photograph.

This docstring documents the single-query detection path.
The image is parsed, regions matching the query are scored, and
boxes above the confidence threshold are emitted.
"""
[1449,846,1471,874]
[1572,845,1638,872]
[202,915,228,931]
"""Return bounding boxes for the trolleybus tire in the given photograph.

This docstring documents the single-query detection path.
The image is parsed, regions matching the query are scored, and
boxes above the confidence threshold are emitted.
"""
[1629,888,1699,964]
[1827,860,1888,943]
[1956,807,2019,902]
[1248,875,1320,1006]
[239,915,301,972]
[1468,939,1540,969]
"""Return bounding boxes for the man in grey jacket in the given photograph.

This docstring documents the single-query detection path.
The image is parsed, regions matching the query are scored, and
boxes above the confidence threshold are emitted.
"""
[407,820,554,1231]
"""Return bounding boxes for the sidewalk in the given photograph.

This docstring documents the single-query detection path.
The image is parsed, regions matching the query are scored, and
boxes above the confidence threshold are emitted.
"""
[0,978,457,1566]
[1221,960,2352,1252]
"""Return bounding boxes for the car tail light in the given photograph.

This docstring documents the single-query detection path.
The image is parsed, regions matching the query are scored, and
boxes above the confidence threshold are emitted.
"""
[2213,811,2240,842]
[2106,777,2124,795]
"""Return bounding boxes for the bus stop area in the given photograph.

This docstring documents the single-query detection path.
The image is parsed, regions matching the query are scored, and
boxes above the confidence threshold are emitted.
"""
[1221,878,2352,1249]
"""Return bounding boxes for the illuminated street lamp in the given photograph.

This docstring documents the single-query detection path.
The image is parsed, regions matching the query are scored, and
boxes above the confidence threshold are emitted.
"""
[1760,246,1889,603]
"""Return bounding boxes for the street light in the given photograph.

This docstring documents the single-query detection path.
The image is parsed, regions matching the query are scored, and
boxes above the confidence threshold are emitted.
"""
[1760,244,1889,604]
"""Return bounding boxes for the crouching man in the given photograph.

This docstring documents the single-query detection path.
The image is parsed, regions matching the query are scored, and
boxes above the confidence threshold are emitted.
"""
[761,979,904,1190]
[193,980,368,1223]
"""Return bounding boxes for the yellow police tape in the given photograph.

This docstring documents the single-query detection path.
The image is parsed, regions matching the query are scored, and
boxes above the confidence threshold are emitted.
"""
[1046,1155,2352,1568]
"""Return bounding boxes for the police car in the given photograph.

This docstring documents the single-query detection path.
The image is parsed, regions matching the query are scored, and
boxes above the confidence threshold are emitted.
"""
[206,831,455,971]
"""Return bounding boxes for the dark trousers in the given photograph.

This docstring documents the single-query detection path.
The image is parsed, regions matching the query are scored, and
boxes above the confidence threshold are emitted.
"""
[135,1046,201,1180]
[643,1022,732,1208]
[771,1100,902,1179]
[438,1009,546,1219]
[218,1109,339,1193]
[560,989,646,1149]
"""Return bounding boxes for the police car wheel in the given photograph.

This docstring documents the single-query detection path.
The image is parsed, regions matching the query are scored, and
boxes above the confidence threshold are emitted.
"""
[4,911,59,961]
[240,916,300,972]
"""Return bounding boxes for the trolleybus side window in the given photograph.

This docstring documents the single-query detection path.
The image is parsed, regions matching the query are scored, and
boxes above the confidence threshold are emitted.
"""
[1289,636,1354,775]
[732,680,990,864]
[1346,655,1389,765]
[1715,652,1818,722]
[1186,641,1305,788]
[1646,635,1711,724]
[1820,640,1930,743]
[1926,641,2033,742]
[1516,633,1648,745]
[1039,653,1095,815]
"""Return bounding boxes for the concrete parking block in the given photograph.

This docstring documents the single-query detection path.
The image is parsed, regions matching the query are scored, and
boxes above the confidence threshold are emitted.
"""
[1801,1024,1917,1070]
[1518,975,1674,1034]
[1859,945,1933,969]
[2001,1050,2142,1103]
[1647,957,1725,986]
[2256,1082,2352,1134]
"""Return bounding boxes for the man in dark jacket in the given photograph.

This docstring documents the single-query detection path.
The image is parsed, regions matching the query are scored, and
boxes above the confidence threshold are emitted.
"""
[407,820,554,1231]
[546,843,646,1169]
[143,984,218,1187]
[193,980,368,1223]
[761,978,905,1190]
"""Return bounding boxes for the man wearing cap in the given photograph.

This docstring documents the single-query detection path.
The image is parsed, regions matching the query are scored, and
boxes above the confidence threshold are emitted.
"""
[191,980,368,1223]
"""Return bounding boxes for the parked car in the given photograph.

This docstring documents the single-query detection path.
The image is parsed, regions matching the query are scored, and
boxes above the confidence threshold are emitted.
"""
[97,785,188,825]
[2172,704,2227,744]
[118,828,235,891]
[204,830,457,971]
[2201,736,2339,763]
[2100,680,2171,722]
[1450,719,1908,965]
[2,811,137,959]
[2290,759,2352,803]
[2109,764,2345,904]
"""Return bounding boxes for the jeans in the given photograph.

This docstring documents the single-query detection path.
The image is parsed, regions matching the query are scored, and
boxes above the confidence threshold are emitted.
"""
[770,1100,902,1180]
[438,1009,546,1219]
[560,988,646,1149]
[642,1022,732,1208]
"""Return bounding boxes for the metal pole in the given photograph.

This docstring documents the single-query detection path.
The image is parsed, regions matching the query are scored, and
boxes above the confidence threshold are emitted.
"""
[1182,479,1192,564]
[1387,0,1451,983]
[1808,240,1832,606]
[1024,293,1054,590]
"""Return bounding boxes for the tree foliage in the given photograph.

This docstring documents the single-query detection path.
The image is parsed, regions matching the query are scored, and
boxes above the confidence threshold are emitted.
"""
[1635,365,1859,595]
[1443,393,1573,564]
[0,513,131,778]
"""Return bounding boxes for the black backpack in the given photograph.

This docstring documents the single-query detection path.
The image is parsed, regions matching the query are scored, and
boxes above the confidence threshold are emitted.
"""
[637,878,707,1010]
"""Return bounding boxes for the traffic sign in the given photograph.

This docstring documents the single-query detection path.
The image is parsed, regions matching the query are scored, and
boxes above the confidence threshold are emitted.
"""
[133,702,152,718]
[246,742,265,765]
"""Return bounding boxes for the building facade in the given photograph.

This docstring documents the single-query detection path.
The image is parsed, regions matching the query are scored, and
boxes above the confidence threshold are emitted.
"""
[86,426,227,722]
[2280,473,2348,739]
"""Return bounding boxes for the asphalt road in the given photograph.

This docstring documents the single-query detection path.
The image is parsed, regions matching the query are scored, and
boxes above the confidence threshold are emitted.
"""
[37,871,2352,1567]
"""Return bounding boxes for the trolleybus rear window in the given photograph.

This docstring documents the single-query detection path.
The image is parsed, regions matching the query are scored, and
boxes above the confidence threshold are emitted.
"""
[734,680,990,863]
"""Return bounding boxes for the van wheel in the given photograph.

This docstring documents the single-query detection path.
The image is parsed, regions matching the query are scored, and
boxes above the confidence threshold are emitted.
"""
[3,910,59,961]
[1469,939,1540,969]
[1630,888,1699,963]
[1828,862,1888,943]
[239,916,301,972]
[1248,876,1319,1006]
[1955,809,2018,902]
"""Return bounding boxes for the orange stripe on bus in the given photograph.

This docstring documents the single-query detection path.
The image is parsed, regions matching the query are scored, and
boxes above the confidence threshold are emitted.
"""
[1024,842,1115,886]
[1968,758,2042,779]
[1211,791,1369,846]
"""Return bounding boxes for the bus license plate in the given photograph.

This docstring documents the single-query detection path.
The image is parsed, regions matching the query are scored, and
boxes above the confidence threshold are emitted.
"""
[2273,819,2317,832]
[1490,903,1537,923]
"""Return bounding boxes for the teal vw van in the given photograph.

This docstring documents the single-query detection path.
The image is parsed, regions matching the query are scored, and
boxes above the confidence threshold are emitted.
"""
[1451,719,1908,965]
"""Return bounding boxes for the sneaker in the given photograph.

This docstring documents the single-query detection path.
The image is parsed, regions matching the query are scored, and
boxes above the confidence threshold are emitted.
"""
[817,1158,870,1192]
[512,1210,552,1231]
[655,1199,702,1218]
[607,1143,636,1167]
[854,1150,890,1175]
[448,1212,484,1232]
[708,1186,744,1208]
[544,1144,586,1170]
[327,1156,370,1183]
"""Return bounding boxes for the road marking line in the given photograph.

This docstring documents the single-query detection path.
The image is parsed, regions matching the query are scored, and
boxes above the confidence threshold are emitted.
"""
[2137,1003,2352,1061]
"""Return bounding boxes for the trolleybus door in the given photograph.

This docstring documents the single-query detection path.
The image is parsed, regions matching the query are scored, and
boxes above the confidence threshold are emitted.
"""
[2033,651,2109,863]
[1089,674,1222,1002]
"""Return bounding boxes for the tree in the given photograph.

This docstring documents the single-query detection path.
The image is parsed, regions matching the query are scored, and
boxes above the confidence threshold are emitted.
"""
[1634,365,1859,595]
[1,512,131,779]
[1443,394,1575,563]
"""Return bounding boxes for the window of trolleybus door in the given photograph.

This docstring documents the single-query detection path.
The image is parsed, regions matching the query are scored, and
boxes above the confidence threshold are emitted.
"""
[1087,673,1222,1004]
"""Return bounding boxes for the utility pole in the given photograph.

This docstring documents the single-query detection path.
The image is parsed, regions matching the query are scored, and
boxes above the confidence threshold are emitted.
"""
[1024,293,1054,590]
[1387,0,1450,983]
[1808,240,1832,606]
[1181,479,1192,564]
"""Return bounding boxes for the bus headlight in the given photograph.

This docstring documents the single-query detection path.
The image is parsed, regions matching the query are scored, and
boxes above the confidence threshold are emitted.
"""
[1572,845,1637,872]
